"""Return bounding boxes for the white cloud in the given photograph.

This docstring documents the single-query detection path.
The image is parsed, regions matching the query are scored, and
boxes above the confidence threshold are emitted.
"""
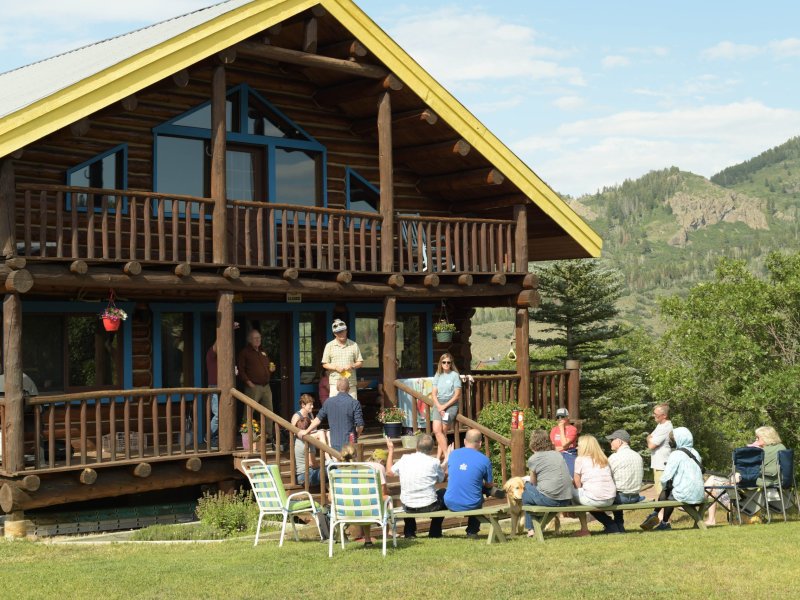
[769,37,800,58]
[702,41,761,60]
[553,95,585,110]
[514,101,800,195]
[601,55,630,68]
[388,8,585,86]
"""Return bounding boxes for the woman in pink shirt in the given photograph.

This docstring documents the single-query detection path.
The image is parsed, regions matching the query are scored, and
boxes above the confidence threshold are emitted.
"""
[572,435,617,537]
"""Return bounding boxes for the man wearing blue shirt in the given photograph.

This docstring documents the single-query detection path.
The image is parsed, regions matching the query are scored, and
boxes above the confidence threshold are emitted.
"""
[440,429,494,538]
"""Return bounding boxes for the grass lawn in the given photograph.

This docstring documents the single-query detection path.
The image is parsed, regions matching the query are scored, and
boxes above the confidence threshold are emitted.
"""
[2,516,800,599]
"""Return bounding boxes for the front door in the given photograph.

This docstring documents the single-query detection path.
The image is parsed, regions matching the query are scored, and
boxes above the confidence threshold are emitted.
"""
[236,313,292,422]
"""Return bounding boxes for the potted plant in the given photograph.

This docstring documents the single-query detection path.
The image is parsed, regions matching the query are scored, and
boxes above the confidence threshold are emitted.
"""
[100,306,128,332]
[377,407,406,438]
[239,419,260,451]
[433,320,457,343]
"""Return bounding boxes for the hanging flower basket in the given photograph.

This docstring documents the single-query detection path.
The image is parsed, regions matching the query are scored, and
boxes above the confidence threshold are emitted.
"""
[99,300,127,332]
[102,316,122,332]
[433,320,456,343]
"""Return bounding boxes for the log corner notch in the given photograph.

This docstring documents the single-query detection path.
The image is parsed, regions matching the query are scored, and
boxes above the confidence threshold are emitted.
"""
[4,268,33,293]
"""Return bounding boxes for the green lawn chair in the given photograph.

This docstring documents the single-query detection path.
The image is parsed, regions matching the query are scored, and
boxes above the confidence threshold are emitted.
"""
[241,458,324,546]
[327,462,397,557]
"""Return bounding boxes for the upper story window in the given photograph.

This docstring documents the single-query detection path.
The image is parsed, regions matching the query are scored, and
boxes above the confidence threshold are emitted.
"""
[153,84,325,210]
[346,168,379,213]
[66,144,127,211]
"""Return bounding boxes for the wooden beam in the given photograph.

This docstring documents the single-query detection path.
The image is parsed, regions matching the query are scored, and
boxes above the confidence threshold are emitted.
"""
[0,159,16,258]
[310,5,326,17]
[515,307,531,409]
[378,92,395,272]
[123,261,142,276]
[336,270,352,284]
[382,296,397,408]
[387,274,404,288]
[21,475,41,492]
[5,257,25,270]
[120,94,138,112]
[490,273,507,286]
[352,108,437,135]
[80,468,98,485]
[217,291,236,453]
[186,457,202,472]
[133,462,152,478]
[514,205,528,273]
[457,274,473,286]
[3,293,24,472]
[303,17,318,53]
[423,274,440,288]
[395,139,470,164]
[236,41,388,79]
[418,168,504,195]
[315,74,402,107]
[459,194,528,212]
[172,69,190,88]
[511,427,526,477]
[5,269,32,293]
[70,260,88,275]
[318,39,367,60]
[211,65,227,264]
[522,273,538,289]
[223,266,240,280]
[217,48,236,64]
[174,263,191,277]
[282,267,299,281]
[517,289,540,309]
[0,484,30,513]
[70,118,90,137]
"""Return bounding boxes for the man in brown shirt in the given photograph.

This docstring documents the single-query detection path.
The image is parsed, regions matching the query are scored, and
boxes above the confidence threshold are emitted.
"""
[237,329,275,413]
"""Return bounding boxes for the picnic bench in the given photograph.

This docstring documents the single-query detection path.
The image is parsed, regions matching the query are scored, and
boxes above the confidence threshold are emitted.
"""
[523,500,709,542]
[394,505,509,544]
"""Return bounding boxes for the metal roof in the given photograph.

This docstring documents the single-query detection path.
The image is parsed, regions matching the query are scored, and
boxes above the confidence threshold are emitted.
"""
[0,0,251,119]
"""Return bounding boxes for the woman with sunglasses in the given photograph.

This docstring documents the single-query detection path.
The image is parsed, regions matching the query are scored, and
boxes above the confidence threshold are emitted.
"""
[431,353,462,460]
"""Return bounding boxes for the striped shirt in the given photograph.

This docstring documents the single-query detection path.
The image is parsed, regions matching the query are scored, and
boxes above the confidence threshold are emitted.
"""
[321,338,363,394]
[609,444,644,494]
[391,452,445,508]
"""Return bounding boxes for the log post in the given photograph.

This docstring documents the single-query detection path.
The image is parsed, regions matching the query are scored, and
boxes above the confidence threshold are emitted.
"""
[377,91,395,272]
[211,65,227,264]
[217,291,236,452]
[123,261,142,276]
[336,271,352,284]
[3,293,24,472]
[79,468,98,485]
[511,427,526,477]
[0,158,15,258]
[70,260,88,274]
[186,457,202,472]
[3,511,30,538]
[566,360,581,419]
[514,205,528,273]
[133,463,152,478]
[515,308,531,409]
[382,296,397,408]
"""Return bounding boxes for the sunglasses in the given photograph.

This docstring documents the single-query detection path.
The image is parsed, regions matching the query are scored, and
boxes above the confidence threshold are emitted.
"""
[441,360,451,364]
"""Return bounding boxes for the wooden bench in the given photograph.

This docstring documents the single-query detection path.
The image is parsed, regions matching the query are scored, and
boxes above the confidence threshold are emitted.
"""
[523,500,709,542]
[394,505,508,544]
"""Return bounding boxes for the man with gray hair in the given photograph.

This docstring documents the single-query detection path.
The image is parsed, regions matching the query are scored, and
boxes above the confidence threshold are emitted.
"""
[386,433,446,538]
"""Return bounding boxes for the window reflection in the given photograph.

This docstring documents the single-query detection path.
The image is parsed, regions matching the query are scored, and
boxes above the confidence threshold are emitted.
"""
[161,313,193,387]
[275,149,318,206]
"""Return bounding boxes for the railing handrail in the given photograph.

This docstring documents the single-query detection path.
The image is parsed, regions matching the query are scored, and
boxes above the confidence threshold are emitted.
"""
[396,213,515,226]
[393,380,511,447]
[17,183,217,205]
[470,373,522,382]
[231,389,342,461]
[25,387,221,406]
[229,199,384,221]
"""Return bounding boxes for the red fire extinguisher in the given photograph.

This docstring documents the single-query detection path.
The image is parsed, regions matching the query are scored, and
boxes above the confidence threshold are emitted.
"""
[511,409,519,429]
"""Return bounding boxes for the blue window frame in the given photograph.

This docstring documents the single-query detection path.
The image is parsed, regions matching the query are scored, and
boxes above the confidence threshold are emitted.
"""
[152,84,327,214]
[65,144,128,212]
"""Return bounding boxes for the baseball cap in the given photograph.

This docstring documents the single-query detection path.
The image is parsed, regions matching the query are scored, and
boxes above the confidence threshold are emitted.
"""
[555,407,569,419]
[331,319,347,333]
[606,429,631,443]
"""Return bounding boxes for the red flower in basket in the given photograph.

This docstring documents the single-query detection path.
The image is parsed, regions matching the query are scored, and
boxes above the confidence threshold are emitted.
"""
[100,306,128,331]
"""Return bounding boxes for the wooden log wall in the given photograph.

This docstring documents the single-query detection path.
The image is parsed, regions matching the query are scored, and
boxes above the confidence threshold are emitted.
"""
[131,308,153,388]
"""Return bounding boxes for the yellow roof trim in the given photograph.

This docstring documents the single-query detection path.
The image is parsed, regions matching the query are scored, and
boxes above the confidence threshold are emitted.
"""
[323,0,601,257]
[0,0,317,159]
[0,0,601,257]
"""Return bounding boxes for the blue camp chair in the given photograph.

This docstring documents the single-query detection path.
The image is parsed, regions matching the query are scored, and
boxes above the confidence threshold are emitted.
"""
[730,446,766,524]
[764,449,798,521]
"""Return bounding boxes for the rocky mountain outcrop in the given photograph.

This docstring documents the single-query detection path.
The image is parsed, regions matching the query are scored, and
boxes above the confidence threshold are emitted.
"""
[666,190,768,247]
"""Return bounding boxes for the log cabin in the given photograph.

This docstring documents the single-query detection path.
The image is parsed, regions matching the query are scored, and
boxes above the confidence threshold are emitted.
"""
[0,0,601,535]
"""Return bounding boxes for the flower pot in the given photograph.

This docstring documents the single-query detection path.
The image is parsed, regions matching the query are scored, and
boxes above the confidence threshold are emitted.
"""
[383,422,403,438]
[435,331,453,343]
[401,434,419,449]
[102,316,121,332]
[241,433,251,451]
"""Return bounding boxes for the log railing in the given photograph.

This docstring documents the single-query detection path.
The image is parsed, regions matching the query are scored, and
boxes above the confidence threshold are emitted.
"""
[531,369,572,420]
[396,214,516,274]
[16,184,215,265]
[230,200,383,272]
[232,388,341,506]
[394,379,510,484]
[0,400,6,475]
[463,374,521,421]
[464,369,577,421]
[24,388,220,472]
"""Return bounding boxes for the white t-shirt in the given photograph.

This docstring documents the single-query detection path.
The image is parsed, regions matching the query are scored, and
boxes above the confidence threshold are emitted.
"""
[390,452,445,509]
[650,420,673,470]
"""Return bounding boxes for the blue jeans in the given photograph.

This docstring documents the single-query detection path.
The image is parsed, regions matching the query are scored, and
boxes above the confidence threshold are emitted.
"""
[209,393,219,442]
[297,468,320,486]
[591,491,643,529]
[522,482,570,529]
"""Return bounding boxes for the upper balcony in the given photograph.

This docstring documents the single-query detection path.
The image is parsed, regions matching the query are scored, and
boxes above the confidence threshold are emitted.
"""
[14,183,525,279]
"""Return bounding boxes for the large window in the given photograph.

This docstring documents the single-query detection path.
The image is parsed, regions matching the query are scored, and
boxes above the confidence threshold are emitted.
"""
[160,313,194,387]
[153,84,325,208]
[298,312,326,383]
[66,144,127,211]
[353,312,427,377]
[22,314,122,393]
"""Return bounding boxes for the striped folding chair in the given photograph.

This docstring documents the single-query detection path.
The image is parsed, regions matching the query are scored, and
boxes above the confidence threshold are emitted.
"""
[327,462,397,557]
[241,459,324,547]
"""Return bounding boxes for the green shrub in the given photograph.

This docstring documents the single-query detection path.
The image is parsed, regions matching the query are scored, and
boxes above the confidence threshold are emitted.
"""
[195,489,260,535]
[131,523,228,541]
[476,401,556,477]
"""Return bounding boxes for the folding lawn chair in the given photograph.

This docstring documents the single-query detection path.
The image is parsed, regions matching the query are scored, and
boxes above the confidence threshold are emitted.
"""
[704,473,736,524]
[327,462,396,557]
[731,446,767,524]
[241,458,325,547]
[765,449,798,521]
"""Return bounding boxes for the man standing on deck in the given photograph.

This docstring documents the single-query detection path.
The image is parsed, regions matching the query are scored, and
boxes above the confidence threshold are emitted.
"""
[321,319,363,400]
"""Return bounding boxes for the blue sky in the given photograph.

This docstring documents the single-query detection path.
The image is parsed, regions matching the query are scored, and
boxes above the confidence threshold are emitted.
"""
[1,0,799,195]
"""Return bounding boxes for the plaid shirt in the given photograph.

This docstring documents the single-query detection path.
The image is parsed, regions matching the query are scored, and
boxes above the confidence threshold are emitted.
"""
[321,338,363,390]
[609,444,644,494]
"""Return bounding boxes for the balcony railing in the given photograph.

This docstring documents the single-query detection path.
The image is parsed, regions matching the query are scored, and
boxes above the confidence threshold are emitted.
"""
[15,184,522,275]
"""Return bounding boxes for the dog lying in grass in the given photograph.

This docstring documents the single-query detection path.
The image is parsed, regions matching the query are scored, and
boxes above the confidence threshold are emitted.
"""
[503,476,561,536]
